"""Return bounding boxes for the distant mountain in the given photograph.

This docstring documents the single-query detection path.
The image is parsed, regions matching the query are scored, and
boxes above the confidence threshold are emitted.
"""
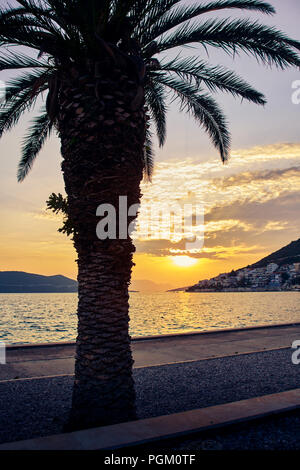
[0,271,152,293]
[167,286,190,292]
[251,238,300,268]
[0,271,78,293]
[130,279,172,292]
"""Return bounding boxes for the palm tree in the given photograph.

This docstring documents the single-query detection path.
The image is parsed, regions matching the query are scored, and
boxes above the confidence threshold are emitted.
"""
[1,0,299,431]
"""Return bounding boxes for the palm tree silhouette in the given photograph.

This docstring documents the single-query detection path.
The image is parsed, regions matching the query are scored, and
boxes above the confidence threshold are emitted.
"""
[1,0,299,430]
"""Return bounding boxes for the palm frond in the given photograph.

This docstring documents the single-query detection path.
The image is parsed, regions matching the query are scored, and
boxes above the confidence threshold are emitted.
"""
[128,0,158,31]
[156,74,231,162]
[0,22,52,53]
[156,56,266,105]
[143,126,154,181]
[15,0,63,31]
[111,0,136,20]
[0,70,50,137]
[46,191,68,215]
[18,107,53,182]
[0,8,77,58]
[149,18,300,69]
[46,191,74,235]
[145,79,167,147]
[0,2,62,37]
[143,0,275,46]
[34,0,84,41]
[0,51,49,71]
[136,0,181,42]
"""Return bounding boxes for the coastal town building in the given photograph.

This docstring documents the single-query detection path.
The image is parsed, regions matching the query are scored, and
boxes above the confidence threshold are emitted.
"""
[187,263,300,292]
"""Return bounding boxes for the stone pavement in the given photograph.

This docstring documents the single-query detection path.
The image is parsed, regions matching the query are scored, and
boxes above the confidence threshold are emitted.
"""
[1,323,299,381]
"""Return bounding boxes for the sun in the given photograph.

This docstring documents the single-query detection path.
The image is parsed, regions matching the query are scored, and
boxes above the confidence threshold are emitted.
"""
[171,256,198,267]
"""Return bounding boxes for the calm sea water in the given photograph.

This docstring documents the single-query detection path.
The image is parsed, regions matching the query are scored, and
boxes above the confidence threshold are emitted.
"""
[0,291,299,345]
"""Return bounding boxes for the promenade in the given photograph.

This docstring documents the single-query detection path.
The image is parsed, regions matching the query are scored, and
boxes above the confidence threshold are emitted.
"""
[0,323,299,450]
[1,322,300,381]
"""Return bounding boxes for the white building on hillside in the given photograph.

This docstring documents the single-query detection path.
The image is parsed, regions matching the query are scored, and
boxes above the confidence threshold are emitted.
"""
[266,263,278,274]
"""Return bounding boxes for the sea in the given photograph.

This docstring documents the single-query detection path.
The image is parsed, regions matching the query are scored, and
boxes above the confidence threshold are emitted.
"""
[0,291,300,345]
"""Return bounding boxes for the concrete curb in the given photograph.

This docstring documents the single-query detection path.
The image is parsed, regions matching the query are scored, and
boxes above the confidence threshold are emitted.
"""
[0,388,299,450]
[132,322,300,343]
[6,321,300,349]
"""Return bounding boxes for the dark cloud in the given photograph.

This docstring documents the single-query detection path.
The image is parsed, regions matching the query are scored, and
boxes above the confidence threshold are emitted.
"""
[206,192,300,226]
[212,166,300,189]
[204,192,300,256]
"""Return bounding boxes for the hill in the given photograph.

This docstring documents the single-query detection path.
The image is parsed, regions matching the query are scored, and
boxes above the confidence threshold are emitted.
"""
[251,238,300,268]
[182,237,300,292]
[0,271,142,293]
[167,286,190,292]
[0,271,78,293]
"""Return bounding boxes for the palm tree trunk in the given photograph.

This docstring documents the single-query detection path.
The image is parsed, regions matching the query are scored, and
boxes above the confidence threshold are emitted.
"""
[57,62,146,430]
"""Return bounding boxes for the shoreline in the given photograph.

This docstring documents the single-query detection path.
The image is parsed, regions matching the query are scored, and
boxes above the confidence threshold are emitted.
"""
[186,288,300,293]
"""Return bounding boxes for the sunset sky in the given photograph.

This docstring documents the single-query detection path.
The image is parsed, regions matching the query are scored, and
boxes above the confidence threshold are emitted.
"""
[1,0,300,290]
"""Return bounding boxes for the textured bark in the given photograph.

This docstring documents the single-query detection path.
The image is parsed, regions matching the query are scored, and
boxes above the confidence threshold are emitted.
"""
[57,61,146,430]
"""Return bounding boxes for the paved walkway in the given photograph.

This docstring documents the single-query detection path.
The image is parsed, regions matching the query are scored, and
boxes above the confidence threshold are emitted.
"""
[1,323,299,381]
[0,348,299,446]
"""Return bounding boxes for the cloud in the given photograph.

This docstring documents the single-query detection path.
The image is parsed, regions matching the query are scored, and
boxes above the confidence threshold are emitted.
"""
[135,142,300,261]
[29,208,63,222]
[232,142,300,159]
[206,193,300,228]
[205,219,254,233]
[262,221,290,232]
[212,166,300,189]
